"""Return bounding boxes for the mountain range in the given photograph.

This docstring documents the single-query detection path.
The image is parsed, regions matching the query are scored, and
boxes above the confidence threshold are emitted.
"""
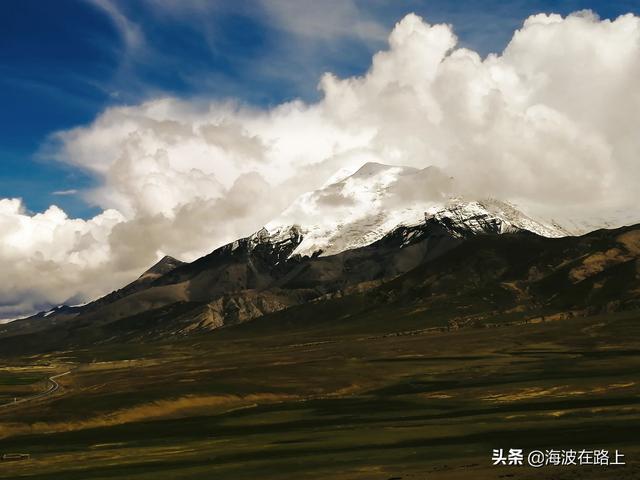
[1,162,638,352]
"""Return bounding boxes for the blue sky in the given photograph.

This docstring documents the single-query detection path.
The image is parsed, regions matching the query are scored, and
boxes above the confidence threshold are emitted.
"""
[2,0,639,219]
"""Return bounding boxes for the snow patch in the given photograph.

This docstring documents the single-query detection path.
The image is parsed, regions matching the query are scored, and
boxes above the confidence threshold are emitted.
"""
[257,162,565,258]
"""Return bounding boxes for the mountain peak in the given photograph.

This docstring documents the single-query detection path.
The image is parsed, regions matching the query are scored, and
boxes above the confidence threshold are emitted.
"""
[139,255,184,280]
[352,161,393,175]
[259,162,565,258]
[348,162,418,180]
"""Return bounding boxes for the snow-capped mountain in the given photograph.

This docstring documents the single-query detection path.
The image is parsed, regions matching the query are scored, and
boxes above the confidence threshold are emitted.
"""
[6,160,638,343]
[8,162,576,325]
[256,162,566,258]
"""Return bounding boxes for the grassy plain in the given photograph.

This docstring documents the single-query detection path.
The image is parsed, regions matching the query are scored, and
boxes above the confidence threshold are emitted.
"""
[0,310,639,479]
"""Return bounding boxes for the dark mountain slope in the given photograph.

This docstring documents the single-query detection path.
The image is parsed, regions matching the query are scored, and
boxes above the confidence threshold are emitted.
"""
[0,221,463,351]
[212,224,640,339]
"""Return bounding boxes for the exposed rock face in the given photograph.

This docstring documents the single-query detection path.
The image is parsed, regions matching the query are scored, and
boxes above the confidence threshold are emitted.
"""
[176,291,295,334]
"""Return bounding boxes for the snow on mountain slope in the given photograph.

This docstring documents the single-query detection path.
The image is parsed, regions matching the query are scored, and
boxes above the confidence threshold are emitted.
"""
[263,163,446,256]
[522,203,640,237]
[428,199,568,239]
[261,162,564,258]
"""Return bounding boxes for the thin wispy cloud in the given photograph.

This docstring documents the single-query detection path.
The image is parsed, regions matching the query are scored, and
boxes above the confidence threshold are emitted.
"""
[87,0,145,53]
[52,189,78,196]
[82,0,390,104]
[258,0,388,42]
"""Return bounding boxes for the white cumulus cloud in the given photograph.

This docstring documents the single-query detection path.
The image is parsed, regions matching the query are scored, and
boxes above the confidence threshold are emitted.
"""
[2,11,640,318]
